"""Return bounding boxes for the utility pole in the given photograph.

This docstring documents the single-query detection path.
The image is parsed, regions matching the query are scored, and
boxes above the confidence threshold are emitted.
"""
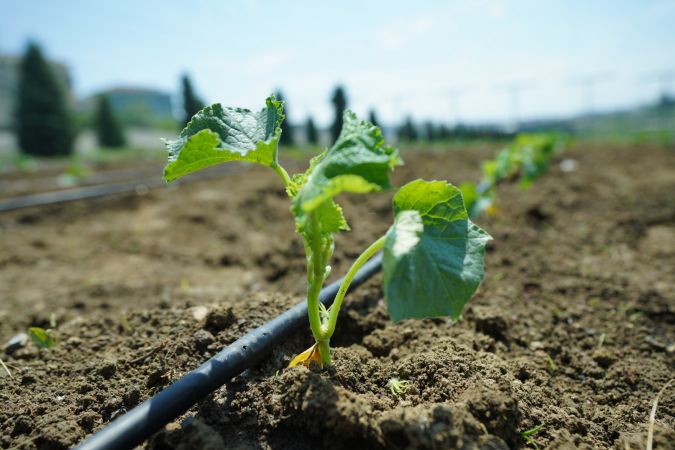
[568,72,613,116]
[640,68,675,133]
[447,88,467,126]
[496,80,535,132]
[642,68,675,99]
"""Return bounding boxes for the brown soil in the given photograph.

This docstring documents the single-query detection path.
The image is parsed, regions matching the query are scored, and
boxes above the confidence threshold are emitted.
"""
[1,143,673,449]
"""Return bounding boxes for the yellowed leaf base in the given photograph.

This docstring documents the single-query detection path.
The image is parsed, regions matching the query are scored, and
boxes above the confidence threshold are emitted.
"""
[288,343,323,369]
[486,204,499,217]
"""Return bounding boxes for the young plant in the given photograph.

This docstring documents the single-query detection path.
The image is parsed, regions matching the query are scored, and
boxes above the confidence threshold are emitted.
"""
[28,326,56,350]
[163,96,491,367]
[520,424,544,449]
[461,133,566,217]
[388,378,411,397]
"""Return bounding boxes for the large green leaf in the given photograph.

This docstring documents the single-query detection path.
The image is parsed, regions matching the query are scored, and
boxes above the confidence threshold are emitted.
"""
[383,179,492,321]
[292,111,401,214]
[163,96,283,182]
[290,111,401,239]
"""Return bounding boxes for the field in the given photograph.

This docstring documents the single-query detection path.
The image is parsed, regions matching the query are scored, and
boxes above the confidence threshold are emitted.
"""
[0,142,673,449]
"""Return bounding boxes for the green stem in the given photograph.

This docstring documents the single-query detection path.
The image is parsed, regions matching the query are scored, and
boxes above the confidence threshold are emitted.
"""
[271,162,292,188]
[317,339,331,366]
[325,235,386,338]
[306,213,329,363]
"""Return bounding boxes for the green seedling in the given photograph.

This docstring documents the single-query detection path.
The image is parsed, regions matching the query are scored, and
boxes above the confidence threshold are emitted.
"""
[163,96,491,367]
[57,161,89,188]
[461,133,566,217]
[388,378,411,396]
[28,326,57,350]
[120,314,133,333]
[545,354,557,372]
[521,424,544,449]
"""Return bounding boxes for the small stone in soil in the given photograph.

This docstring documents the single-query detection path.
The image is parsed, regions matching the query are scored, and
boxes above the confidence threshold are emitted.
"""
[147,368,168,388]
[123,386,141,407]
[204,307,235,332]
[98,360,117,379]
[194,330,215,351]
[3,332,28,354]
[191,306,208,321]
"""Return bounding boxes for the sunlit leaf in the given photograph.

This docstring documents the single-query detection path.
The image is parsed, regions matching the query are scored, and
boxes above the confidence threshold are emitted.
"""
[290,111,401,239]
[163,96,283,182]
[383,179,491,321]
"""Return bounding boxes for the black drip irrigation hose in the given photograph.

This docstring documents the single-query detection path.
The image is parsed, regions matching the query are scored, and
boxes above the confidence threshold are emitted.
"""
[0,165,242,213]
[74,252,383,450]
[0,180,166,212]
[75,180,491,450]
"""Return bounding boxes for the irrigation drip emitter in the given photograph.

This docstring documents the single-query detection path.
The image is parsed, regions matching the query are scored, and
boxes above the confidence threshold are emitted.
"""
[74,253,383,450]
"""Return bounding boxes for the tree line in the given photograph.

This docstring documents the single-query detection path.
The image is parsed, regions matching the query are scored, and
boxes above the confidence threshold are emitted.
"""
[12,42,506,157]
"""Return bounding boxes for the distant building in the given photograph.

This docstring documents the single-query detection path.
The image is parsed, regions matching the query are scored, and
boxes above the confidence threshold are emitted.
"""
[0,55,72,130]
[85,87,175,128]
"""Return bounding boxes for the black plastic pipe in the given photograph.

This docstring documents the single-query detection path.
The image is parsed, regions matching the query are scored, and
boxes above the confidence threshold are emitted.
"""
[74,252,383,450]
[0,165,241,213]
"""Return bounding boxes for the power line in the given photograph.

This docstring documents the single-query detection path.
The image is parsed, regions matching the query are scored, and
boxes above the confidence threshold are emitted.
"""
[496,80,536,131]
[640,68,675,99]
[567,72,614,116]
[447,87,469,125]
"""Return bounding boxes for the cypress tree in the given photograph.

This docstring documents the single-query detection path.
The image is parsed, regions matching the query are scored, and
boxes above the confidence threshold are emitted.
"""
[438,124,450,140]
[330,86,347,142]
[181,74,204,128]
[424,121,437,141]
[275,90,294,146]
[306,116,318,145]
[15,42,74,156]
[368,110,380,128]
[398,116,418,142]
[95,94,126,148]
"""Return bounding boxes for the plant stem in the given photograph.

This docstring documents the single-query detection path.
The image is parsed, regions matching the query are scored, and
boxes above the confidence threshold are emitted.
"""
[325,235,386,337]
[271,159,332,364]
[271,162,291,188]
[306,213,330,364]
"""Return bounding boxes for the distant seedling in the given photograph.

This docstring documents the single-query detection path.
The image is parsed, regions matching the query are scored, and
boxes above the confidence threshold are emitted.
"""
[388,378,411,396]
[28,326,57,350]
[163,96,491,367]
[461,133,566,217]
[521,424,544,449]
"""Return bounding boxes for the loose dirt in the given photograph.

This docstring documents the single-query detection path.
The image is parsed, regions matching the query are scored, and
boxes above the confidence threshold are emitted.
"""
[0,143,673,449]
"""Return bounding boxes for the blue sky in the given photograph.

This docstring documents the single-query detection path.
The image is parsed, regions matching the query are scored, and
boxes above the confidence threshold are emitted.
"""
[2,0,674,126]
